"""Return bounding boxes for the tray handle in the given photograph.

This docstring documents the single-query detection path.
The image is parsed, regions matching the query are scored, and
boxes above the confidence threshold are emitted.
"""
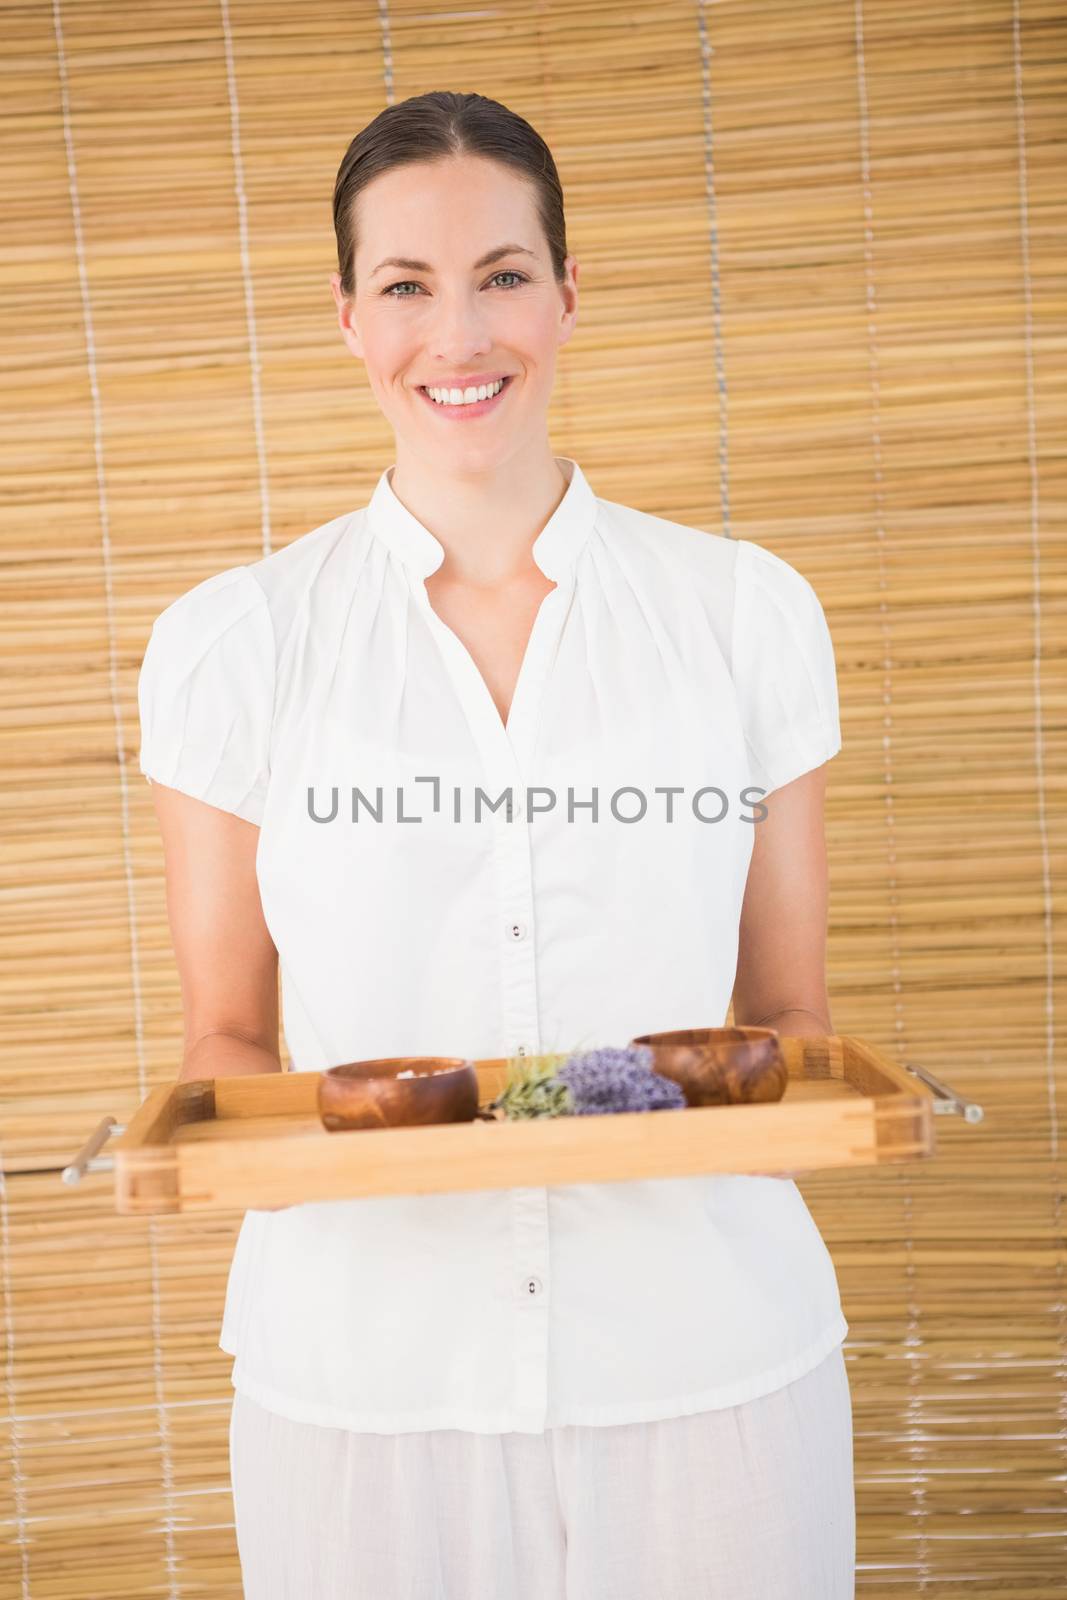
[61,1115,126,1184]
[903,1062,984,1123]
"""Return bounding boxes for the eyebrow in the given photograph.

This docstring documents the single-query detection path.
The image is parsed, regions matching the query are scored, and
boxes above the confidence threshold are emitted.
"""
[368,243,538,281]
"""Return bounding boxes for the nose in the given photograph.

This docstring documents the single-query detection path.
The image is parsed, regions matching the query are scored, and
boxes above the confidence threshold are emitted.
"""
[428,292,494,364]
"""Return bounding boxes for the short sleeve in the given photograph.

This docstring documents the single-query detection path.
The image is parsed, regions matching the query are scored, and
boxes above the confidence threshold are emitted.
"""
[732,539,842,796]
[137,565,275,824]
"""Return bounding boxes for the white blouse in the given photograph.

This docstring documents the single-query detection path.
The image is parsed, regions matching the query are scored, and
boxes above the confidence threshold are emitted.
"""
[138,456,848,1435]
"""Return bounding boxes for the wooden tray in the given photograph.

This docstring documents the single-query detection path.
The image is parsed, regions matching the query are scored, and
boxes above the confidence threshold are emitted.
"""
[94,1035,978,1215]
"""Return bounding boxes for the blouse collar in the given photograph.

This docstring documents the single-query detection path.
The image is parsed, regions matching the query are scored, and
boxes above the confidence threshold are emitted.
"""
[366,456,598,582]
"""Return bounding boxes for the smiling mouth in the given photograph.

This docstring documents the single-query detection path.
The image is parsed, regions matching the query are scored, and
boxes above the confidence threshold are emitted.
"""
[416,375,515,414]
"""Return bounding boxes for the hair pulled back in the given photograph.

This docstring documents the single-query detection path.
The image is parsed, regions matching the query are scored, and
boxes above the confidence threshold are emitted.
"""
[332,90,568,299]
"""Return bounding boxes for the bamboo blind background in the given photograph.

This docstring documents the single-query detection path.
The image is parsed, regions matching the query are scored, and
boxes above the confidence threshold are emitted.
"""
[2,0,1065,1593]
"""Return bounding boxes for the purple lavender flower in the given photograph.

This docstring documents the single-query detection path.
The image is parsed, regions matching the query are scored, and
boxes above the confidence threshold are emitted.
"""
[556,1045,686,1115]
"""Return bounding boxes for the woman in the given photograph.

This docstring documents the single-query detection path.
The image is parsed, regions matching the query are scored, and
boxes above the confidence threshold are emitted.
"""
[138,90,855,1600]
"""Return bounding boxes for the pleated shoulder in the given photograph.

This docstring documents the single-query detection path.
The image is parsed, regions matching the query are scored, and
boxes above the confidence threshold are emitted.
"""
[137,565,275,825]
[731,539,842,796]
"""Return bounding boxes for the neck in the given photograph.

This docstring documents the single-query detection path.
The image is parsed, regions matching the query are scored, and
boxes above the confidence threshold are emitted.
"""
[389,448,570,588]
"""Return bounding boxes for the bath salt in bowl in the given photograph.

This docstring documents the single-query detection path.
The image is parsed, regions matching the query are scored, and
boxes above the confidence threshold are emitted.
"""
[319,1057,479,1132]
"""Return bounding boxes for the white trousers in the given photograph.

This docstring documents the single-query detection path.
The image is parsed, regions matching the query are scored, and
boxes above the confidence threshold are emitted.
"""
[229,1343,855,1599]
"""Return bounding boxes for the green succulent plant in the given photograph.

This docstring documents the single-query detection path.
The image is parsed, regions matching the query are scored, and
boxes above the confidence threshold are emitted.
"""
[489,1051,574,1120]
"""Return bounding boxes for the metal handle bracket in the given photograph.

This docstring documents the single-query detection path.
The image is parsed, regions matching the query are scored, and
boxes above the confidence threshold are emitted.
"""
[903,1062,984,1123]
[62,1116,126,1184]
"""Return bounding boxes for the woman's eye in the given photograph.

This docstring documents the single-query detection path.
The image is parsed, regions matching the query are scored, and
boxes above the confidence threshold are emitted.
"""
[381,270,529,299]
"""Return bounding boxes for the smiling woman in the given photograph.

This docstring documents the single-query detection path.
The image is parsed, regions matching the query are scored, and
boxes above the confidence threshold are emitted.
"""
[327,108,578,571]
[139,87,854,1600]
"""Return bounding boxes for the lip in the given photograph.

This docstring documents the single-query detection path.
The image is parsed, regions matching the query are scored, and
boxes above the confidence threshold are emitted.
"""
[418,373,514,390]
[416,374,515,421]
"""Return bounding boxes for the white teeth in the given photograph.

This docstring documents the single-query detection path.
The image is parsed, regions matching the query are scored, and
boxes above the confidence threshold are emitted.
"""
[425,378,506,406]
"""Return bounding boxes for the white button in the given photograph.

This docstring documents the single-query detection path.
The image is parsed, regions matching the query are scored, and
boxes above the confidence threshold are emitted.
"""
[507,920,527,941]
[523,1275,543,1296]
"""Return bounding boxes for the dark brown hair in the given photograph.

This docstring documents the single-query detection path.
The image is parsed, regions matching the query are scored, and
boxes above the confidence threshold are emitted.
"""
[332,91,568,300]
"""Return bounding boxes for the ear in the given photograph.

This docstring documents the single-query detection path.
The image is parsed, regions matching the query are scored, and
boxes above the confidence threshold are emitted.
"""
[329,271,365,359]
[558,254,579,348]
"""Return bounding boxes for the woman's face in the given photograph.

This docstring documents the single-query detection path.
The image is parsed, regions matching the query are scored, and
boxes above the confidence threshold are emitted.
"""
[330,154,578,472]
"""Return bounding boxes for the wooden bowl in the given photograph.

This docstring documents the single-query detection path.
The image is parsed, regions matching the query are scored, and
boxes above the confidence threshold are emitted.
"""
[629,1027,787,1108]
[318,1057,479,1132]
